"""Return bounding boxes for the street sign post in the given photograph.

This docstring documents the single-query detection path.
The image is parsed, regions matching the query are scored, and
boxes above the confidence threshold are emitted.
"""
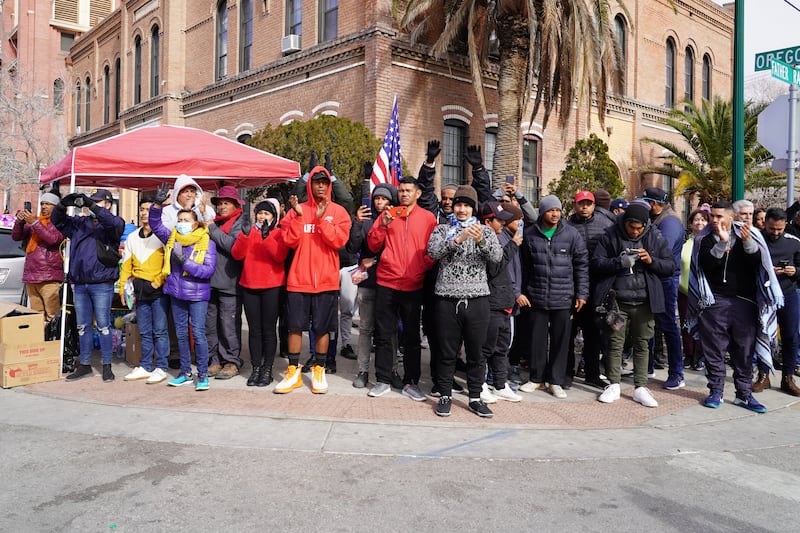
[755,45,800,71]
[763,55,800,207]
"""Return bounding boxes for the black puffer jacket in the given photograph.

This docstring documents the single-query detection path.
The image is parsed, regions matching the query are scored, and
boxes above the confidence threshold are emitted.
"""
[520,219,589,310]
[567,212,614,257]
[591,218,674,314]
[487,229,519,311]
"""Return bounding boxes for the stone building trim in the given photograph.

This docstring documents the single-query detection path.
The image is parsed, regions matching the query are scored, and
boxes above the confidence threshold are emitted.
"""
[312,101,341,117]
[279,110,305,125]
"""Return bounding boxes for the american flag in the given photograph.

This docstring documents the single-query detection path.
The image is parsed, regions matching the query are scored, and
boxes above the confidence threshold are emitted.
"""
[370,96,402,191]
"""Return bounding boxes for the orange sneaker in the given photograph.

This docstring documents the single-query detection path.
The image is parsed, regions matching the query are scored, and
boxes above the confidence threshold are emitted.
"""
[274,365,303,394]
[311,365,328,394]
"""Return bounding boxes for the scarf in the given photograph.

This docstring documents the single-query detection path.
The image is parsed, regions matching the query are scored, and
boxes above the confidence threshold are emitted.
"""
[446,214,479,240]
[214,208,242,234]
[163,226,210,277]
[25,215,52,254]
[687,222,783,372]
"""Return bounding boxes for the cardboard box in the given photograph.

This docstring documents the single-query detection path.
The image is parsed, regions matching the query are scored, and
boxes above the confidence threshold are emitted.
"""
[1,357,61,388]
[0,340,60,364]
[0,302,44,345]
[125,322,142,366]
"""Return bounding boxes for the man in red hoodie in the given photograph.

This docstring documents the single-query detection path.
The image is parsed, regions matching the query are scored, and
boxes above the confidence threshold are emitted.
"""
[275,167,352,394]
[367,176,438,399]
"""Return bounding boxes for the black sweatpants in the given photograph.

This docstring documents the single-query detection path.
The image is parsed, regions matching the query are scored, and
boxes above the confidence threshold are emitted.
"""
[481,309,512,390]
[434,296,490,398]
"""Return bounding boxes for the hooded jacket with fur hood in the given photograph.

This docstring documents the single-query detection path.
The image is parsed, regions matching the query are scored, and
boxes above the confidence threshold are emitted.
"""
[160,175,216,230]
[283,166,352,293]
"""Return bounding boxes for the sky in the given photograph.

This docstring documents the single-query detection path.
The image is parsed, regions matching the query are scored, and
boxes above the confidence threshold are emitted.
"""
[712,0,800,88]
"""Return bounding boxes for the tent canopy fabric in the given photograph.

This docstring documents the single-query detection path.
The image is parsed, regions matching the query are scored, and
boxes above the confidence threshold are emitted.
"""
[39,125,300,190]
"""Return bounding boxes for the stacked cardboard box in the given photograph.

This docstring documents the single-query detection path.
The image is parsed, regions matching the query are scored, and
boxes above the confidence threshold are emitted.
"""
[0,302,60,388]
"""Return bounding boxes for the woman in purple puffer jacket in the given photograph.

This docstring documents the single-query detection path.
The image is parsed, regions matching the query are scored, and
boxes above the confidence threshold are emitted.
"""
[150,206,216,391]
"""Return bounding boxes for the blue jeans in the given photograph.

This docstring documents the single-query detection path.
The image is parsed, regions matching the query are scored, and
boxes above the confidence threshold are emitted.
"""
[73,282,115,365]
[650,276,684,379]
[171,297,209,377]
[136,295,170,372]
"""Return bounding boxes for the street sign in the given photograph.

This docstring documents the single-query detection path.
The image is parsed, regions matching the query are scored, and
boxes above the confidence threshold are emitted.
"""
[755,45,800,71]
[758,95,800,157]
[771,58,800,85]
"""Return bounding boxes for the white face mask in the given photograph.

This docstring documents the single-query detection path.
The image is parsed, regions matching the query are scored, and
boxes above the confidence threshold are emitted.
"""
[176,222,193,235]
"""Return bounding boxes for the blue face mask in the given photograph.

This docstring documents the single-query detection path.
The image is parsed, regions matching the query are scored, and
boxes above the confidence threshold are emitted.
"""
[176,222,193,235]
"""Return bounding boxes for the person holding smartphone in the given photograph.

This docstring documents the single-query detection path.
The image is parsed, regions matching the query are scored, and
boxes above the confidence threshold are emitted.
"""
[11,192,64,325]
[758,207,800,396]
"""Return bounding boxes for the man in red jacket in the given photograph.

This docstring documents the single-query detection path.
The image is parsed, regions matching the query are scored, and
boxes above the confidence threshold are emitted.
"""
[367,176,438,399]
[275,167,351,394]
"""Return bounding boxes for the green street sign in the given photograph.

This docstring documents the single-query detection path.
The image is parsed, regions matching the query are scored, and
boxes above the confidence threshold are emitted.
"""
[771,58,800,85]
[755,46,800,71]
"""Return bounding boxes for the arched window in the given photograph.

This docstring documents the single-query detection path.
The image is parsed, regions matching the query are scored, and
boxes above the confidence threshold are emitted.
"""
[151,25,160,97]
[522,136,541,204]
[134,36,142,104]
[684,46,695,103]
[319,0,338,43]
[114,58,121,119]
[85,76,91,130]
[702,54,712,101]
[103,65,110,124]
[216,1,228,80]
[240,0,253,71]
[75,81,82,130]
[443,119,467,184]
[53,79,64,111]
[614,14,627,96]
[665,38,676,108]
[237,133,252,144]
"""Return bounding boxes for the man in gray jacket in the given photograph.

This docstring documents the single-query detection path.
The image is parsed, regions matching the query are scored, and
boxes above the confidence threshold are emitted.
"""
[206,186,244,380]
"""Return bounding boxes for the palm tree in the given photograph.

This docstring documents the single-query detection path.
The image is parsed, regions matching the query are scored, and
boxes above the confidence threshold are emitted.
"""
[642,97,777,205]
[401,0,623,188]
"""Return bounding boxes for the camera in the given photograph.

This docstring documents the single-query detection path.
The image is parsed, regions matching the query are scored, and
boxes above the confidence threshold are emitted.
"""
[779,260,790,268]
[624,248,640,254]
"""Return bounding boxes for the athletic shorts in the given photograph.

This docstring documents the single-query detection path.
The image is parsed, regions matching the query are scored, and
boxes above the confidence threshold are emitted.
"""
[285,291,339,335]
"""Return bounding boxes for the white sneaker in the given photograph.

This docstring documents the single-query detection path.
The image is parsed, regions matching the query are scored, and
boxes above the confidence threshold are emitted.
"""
[549,384,567,399]
[492,384,521,402]
[598,383,621,403]
[480,382,498,404]
[620,367,634,376]
[633,386,658,408]
[124,366,151,381]
[519,381,543,393]
[145,368,168,384]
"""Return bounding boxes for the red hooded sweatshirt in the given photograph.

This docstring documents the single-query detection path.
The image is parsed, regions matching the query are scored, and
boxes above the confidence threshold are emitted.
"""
[283,166,352,293]
[367,200,437,292]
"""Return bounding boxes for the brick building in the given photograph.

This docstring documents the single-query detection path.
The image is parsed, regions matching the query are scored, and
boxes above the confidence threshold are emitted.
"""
[0,0,115,212]
[62,0,732,221]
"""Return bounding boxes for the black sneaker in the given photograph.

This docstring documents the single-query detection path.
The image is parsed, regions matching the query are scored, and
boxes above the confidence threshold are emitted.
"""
[391,371,403,389]
[301,357,316,373]
[102,364,115,382]
[325,356,337,374]
[451,380,464,393]
[435,396,452,417]
[585,375,610,389]
[352,372,368,388]
[340,344,356,360]
[468,400,494,418]
[66,364,93,381]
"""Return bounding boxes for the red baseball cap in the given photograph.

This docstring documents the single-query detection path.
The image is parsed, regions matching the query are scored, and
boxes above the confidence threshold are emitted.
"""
[574,190,595,204]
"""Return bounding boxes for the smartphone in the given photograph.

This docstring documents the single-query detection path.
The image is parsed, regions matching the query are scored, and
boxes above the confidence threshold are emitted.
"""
[516,220,524,238]
[361,196,371,209]
[624,248,641,254]
[505,175,515,185]
[387,205,410,218]
[24,201,32,212]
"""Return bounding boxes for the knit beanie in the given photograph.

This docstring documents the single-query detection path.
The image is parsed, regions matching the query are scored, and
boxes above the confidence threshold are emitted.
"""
[594,189,612,210]
[623,203,650,225]
[452,185,478,210]
[40,192,60,206]
[254,201,276,218]
[372,183,398,205]
[538,195,562,214]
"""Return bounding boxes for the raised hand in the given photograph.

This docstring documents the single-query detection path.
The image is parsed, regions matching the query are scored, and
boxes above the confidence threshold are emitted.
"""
[154,184,171,205]
[426,140,441,164]
[464,145,483,168]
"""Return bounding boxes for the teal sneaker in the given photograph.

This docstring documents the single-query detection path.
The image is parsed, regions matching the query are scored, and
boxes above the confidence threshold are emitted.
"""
[168,373,193,387]
[195,375,209,391]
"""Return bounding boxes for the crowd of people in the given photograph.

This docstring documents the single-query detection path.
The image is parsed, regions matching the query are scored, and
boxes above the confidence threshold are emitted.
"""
[11,144,800,419]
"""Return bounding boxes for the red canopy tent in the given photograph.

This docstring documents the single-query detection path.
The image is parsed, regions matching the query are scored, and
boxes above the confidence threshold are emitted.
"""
[39,124,300,189]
